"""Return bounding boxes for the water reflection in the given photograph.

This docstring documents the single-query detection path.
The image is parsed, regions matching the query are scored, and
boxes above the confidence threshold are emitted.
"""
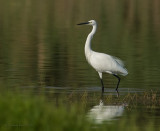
[87,99,125,124]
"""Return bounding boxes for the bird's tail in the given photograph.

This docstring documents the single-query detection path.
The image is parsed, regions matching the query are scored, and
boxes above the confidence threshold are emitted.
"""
[121,68,128,76]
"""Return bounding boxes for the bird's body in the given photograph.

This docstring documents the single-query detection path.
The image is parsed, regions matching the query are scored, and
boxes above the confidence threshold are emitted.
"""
[77,20,128,95]
[85,51,127,76]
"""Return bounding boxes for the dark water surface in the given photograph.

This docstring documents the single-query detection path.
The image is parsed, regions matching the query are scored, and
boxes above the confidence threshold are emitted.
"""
[0,0,160,130]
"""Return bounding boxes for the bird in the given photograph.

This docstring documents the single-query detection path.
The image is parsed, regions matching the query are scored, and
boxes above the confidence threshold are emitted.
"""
[77,20,128,95]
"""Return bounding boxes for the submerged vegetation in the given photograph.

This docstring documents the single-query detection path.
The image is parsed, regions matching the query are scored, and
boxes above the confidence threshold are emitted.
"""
[0,88,160,131]
[66,89,160,107]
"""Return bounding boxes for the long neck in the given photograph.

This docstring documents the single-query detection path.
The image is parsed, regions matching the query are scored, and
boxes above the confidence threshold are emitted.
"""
[85,24,97,56]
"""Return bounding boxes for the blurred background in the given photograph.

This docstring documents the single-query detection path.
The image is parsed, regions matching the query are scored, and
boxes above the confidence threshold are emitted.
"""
[0,0,160,90]
[0,0,160,130]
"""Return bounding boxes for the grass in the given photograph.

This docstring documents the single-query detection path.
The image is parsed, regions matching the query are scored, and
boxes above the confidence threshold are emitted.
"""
[67,90,160,107]
[0,92,89,131]
[0,88,160,131]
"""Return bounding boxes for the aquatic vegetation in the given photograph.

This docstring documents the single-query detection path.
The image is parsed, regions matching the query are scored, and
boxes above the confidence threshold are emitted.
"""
[0,90,91,131]
[0,88,159,131]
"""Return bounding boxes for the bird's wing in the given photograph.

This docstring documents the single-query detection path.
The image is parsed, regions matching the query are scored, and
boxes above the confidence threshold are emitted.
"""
[112,56,125,67]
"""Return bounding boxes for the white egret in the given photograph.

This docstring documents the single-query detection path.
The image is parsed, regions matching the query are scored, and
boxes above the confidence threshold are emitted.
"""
[77,20,128,94]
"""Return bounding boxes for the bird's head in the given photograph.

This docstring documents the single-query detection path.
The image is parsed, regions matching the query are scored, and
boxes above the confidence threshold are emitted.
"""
[77,20,97,26]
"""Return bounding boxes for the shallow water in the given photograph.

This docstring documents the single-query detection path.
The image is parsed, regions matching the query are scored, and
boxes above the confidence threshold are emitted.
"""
[0,0,160,130]
[19,86,160,130]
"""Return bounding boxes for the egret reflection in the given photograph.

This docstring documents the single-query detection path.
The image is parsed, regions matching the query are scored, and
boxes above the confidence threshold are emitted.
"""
[87,100,125,124]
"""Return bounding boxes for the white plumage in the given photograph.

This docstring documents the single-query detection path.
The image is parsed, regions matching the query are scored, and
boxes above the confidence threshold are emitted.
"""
[89,52,128,76]
[77,20,128,94]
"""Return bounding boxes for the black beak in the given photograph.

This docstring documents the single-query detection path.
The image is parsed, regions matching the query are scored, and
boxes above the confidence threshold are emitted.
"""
[77,22,89,25]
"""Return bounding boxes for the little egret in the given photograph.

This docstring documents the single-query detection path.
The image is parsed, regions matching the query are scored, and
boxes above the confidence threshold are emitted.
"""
[77,20,128,95]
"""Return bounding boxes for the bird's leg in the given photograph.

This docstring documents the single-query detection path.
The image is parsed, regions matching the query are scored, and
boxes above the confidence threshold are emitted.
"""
[101,91,104,99]
[100,79,104,93]
[98,72,104,93]
[113,74,120,97]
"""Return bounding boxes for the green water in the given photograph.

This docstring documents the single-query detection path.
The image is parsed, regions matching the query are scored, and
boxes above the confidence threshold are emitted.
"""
[0,0,160,130]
